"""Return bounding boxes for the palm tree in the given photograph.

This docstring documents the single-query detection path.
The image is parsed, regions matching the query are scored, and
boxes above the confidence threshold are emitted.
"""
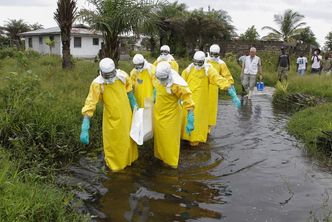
[262,9,306,42]
[54,0,78,69]
[156,1,187,46]
[4,19,30,48]
[80,0,159,64]
[30,23,44,31]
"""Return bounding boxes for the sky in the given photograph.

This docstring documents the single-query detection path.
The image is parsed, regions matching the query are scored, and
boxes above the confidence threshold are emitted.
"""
[0,0,331,47]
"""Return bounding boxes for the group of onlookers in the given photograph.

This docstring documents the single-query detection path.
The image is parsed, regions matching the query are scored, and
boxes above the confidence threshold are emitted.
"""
[239,47,332,83]
[277,47,332,80]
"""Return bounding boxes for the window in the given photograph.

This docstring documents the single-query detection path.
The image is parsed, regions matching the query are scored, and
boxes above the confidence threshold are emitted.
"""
[28,37,32,48]
[49,35,54,41]
[74,37,82,48]
[93,38,99,46]
[39,36,43,44]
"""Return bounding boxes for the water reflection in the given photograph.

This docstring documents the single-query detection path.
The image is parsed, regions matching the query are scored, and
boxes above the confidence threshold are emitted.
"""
[100,148,230,221]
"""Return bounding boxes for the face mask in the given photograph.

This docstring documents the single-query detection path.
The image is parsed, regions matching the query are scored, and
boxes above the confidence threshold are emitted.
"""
[135,63,144,72]
[211,56,220,61]
[101,69,116,83]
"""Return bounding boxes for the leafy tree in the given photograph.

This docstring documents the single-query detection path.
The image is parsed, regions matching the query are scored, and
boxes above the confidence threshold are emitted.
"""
[156,1,187,54]
[3,19,30,47]
[80,0,158,64]
[30,23,44,30]
[324,31,332,51]
[184,9,235,51]
[293,27,319,47]
[262,9,306,42]
[239,25,260,41]
[45,38,55,55]
[54,0,78,69]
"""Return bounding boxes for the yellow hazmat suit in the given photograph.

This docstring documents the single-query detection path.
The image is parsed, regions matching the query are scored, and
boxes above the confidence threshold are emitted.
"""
[181,64,231,144]
[130,64,156,108]
[153,76,194,168]
[207,59,234,126]
[153,55,179,72]
[82,71,138,171]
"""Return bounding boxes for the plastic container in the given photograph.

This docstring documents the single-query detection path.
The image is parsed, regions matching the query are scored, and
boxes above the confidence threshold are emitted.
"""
[256,81,264,91]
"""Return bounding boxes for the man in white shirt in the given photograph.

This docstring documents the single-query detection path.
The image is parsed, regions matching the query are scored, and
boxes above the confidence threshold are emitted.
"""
[296,54,307,76]
[311,48,322,74]
[241,47,263,99]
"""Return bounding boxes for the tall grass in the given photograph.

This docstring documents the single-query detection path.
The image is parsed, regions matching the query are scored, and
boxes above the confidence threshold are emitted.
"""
[287,103,332,157]
[0,55,103,174]
[0,149,89,221]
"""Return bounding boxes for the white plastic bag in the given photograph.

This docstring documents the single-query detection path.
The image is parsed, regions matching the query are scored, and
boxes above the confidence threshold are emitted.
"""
[142,98,153,142]
[130,98,153,145]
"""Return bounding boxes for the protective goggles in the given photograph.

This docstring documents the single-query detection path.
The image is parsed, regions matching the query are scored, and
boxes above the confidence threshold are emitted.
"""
[160,50,170,55]
[134,63,144,70]
[157,75,170,83]
[101,69,116,80]
[193,59,205,67]
[210,53,219,58]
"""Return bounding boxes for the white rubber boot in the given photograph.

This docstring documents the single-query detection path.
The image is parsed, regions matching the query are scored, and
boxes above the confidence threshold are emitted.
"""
[248,90,253,100]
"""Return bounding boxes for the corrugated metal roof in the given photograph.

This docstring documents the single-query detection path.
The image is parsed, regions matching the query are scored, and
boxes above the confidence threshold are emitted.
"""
[20,27,103,36]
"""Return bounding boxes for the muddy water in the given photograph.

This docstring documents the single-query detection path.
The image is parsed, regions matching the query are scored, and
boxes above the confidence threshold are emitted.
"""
[96,88,332,222]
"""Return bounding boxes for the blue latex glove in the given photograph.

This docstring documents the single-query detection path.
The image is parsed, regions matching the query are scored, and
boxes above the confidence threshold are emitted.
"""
[186,110,194,135]
[153,88,156,103]
[228,86,241,108]
[127,91,138,110]
[80,116,90,145]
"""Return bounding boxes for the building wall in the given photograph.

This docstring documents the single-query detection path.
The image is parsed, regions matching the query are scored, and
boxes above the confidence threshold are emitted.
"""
[218,40,314,57]
[25,35,61,55]
[24,35,102,58]
[69,35,102,58]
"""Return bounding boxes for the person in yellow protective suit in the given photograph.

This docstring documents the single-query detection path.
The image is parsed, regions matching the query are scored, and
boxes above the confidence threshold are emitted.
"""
[130,54,156,108]
[153,45,179,72]
[154,62,195,168]
[80,58,138,171]
[207,44,235,129]
[181,51,241,146]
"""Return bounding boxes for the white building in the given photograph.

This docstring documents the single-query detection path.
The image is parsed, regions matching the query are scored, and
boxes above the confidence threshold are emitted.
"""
[20,26,103,58]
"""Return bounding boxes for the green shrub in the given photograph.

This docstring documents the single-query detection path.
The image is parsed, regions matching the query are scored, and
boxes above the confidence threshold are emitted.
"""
[0,47,17,59]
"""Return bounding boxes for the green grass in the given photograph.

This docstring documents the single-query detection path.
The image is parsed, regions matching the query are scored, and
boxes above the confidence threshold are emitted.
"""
[0,55,104,174]
[0,149,89,222]
[288,103,332,146]
[287,75,332,101]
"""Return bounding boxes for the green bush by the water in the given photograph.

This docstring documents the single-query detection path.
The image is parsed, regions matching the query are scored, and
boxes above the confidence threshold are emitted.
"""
[0,149,89,222]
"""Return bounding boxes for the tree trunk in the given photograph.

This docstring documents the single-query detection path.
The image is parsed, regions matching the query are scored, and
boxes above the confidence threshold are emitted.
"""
[105,33,120,65]
[149,36,156,56]
[60,24,73,69]
[62,39,72,69]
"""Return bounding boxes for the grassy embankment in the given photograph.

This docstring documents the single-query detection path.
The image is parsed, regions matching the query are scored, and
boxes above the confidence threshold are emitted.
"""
[279,75,332,159]
[270,56,332,160]
[0,50,101,221]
